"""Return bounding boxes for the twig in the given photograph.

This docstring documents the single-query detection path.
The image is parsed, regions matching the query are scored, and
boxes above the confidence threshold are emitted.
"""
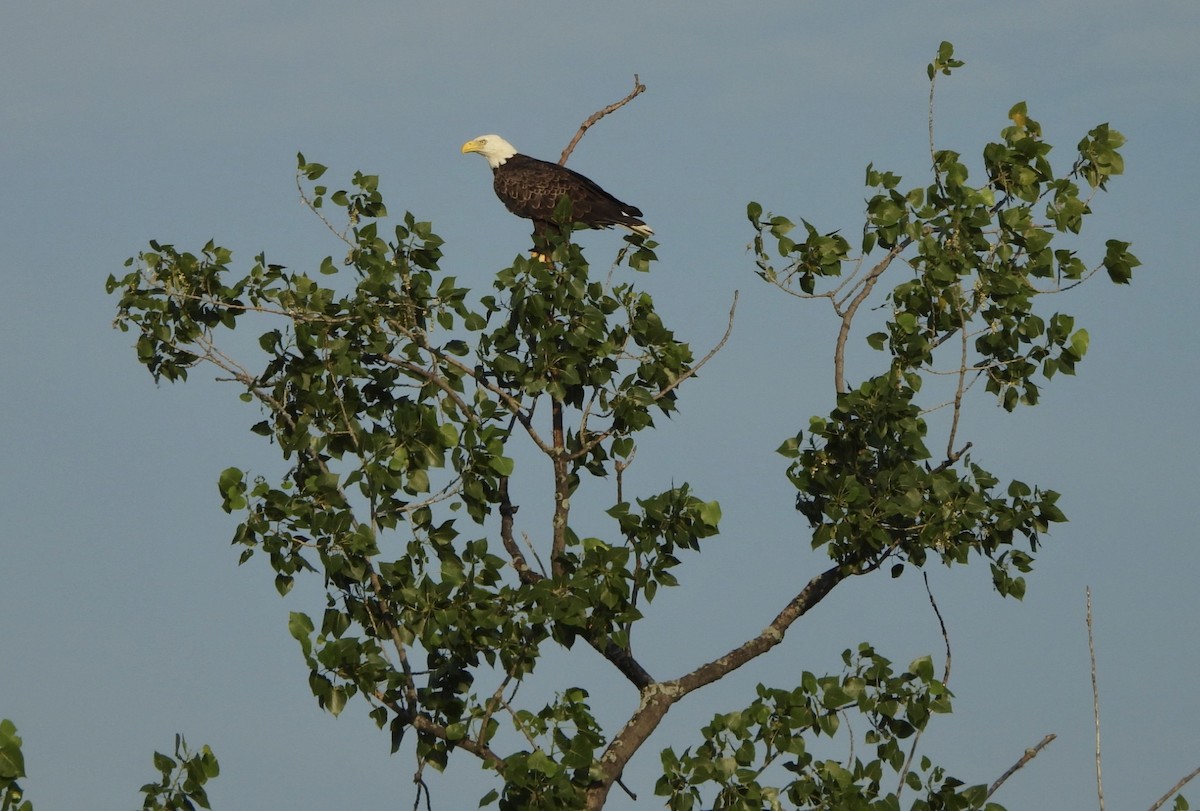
[946,291,970,458]
[296,168,356,247]
[986,733,1057,799]
[521,532,549,578]
[564,289,738,464]
[1147,764,1200,811]
[411,760,433,811]
[897,573,952,796]
[559,75,647,166]
[1088,587,1106,811]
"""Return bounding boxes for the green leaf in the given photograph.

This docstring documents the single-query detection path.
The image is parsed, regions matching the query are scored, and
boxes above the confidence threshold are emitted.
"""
[288,612,314,659]
[1069,328,1089,358]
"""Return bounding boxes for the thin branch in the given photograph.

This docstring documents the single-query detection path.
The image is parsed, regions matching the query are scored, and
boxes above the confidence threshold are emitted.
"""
[498,477,538,584]
[559,75,647,166]
[521,532,549,578]
[565,290,738,463]
[411,761,433,811]
[476,672,515,751]
[296,168,356,247]
[373,690,507,771]
[834,240,911,394]
[655,289,738,404]
[897,573,952,796]
[1088,587,1106,811]
[1147,764,1200,811]
[365,570,418,708]
[672,563,848,696]
[986,733,1057,799]
[929,442,972,475]
[946,290,970,458]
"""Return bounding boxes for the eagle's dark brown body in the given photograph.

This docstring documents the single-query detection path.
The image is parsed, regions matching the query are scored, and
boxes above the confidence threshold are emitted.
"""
[463,134,652,247]
[493,153,651,240]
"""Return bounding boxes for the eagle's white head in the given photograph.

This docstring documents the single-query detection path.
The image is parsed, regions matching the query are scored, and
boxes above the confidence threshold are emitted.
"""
[461,134,518,169]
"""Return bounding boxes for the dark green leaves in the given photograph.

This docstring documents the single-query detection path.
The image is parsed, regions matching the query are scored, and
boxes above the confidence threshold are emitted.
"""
[1075,123,1127,190]
[1102,239,1140,284]
[748,208,850,291]
[0,720,28,811]
[656,644,968,810]
[138,735,220,811]
[927,41,964,79]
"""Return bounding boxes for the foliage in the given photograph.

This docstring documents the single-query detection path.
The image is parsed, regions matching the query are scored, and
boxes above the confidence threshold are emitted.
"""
[139,736,220,811]
[1,720,30,811]
[0,722,218,811]
[105,43,1152,810]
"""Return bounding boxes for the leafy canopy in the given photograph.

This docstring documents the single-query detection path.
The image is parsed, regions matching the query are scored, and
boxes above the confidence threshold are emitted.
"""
[101,42,1149,811]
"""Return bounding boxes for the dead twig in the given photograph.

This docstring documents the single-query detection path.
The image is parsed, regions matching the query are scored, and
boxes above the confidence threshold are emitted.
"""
[1147,764,1200,811]
[1088,587,1106,811]
[559,75,647,166]
[987,733,1057,799]
[897,573,952,796]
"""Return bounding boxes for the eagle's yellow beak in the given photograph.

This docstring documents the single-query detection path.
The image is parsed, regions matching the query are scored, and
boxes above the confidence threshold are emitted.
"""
[461,139,483,154]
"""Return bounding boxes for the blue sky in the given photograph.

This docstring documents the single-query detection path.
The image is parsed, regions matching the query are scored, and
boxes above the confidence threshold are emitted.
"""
[2,2,1197,809]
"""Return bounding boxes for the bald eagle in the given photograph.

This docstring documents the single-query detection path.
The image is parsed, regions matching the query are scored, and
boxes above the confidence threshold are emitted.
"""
[461,135,652,248]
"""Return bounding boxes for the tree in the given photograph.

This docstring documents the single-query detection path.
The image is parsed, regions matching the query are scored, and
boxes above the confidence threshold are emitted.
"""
[102,42,1171,810]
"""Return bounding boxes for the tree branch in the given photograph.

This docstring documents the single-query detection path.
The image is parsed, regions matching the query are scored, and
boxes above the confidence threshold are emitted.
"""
[374,691,507,772]
[1088,587,1106,811]
[565,290,738,463]
[560,75,647,166]
[673,563,848,696]
[498,477,538,584]
[834,240,910,394]
[897,573,952,797]
[1147,764,1200,811]
[986,733,1057,799]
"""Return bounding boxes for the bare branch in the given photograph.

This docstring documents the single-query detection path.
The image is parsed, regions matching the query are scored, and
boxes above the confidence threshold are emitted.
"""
[987,733,1057,799]
[521,532,549,578]
[896,573,952,796]
[296,168,356,247]
[559,75,647,166]
[1147,764,1200,811]
[1088,587,1106,811]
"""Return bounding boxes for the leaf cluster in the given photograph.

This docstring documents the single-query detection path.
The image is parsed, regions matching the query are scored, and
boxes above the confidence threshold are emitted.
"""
[139,736,220,811]
[657,645,992,811]
[0,721,29,811]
